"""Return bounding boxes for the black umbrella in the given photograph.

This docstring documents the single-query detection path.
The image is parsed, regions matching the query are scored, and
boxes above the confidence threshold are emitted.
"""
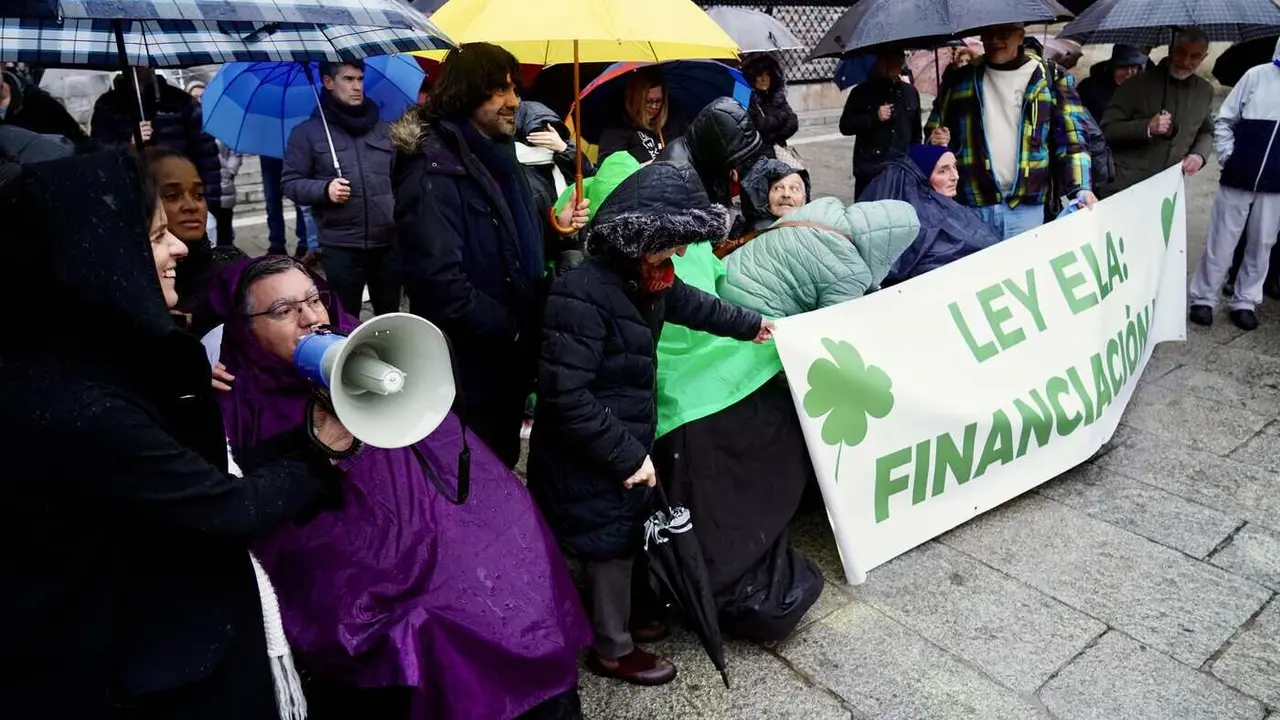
[644,483,730,688]
[1213,35,1280,86]
[806,0,1072,60]
[1058,0,1280,45]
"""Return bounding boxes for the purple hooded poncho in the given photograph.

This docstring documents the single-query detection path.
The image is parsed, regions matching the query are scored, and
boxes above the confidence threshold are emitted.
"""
[204,258,590,719]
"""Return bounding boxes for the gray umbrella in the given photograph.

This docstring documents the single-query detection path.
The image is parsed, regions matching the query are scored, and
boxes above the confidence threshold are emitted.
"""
[807,0,1072,60]
[1058,0,1280,45]
[704,7,804,53]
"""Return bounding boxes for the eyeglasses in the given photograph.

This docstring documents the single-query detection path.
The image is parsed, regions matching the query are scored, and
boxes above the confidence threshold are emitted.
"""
[245,291,329,323]
[645,97,664,108]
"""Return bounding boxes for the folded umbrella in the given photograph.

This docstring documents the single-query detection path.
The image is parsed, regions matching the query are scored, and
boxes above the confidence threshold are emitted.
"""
[807,0,1072,60]
[1058,0,1280,44]
[575,60,750,145]
[704,7,803,53]
[644,483,730,688]
[202,56,425,158]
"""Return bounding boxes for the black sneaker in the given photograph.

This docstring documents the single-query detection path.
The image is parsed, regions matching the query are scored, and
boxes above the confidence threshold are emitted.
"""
[1229,309,1259,331]
[1188,305,1213,327]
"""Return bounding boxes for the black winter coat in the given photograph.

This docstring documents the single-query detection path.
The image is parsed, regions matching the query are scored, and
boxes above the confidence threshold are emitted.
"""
[839,76,923,177]
[281,95,396,250]
[0,149,339,719]
[741,54,798,158]
[1,70,88,145]
[1077,61,1120,123]
[526,161,763,561]
[391,112,544,462]
[90,75,223,209]
[528,262,762,560]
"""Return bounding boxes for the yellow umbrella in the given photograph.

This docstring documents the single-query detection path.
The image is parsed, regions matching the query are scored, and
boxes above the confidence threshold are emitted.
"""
[412,0,739,231]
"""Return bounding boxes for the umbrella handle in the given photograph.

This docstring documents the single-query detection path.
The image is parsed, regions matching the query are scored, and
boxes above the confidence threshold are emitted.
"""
[303,63,343,178]
[549,40,584,237]
[110,20,146,151]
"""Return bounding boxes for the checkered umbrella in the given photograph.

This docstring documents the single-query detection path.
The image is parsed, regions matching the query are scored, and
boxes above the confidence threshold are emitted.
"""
[6,0,436,32]
[0,18,452,67]
[1058,0,1280,45]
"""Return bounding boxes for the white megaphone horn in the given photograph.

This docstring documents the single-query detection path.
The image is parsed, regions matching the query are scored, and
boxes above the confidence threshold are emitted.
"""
[293,313,456,449]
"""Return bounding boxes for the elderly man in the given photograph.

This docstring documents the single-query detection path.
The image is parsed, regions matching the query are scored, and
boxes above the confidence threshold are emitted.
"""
[926,22,1096,240]
[1099,29,1214,197]
[1187,39,1280,331]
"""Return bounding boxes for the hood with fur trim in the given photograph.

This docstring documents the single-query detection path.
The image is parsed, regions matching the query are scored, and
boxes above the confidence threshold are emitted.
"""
[741,53,786,95]
[390,107,428,154]
[583,161,728,259]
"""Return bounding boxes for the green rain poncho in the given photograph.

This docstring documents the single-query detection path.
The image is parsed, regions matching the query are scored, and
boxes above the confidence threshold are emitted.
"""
[555,155,783,438]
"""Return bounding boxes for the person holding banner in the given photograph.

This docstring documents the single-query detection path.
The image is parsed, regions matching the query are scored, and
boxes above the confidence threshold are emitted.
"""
[529,161,772,686]
[1187,38,1280,332]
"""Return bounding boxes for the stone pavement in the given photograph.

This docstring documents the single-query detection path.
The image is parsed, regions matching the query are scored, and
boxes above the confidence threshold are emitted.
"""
[230,132,1278,720]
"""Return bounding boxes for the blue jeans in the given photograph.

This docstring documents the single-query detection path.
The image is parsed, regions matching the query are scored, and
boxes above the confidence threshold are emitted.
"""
[260,156,314,254]
[974,202,1044,241]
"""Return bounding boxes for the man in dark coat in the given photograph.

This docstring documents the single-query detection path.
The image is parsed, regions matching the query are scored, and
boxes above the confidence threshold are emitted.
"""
[0,68,88,145]
[391,42,588,467]
[282,60,400,317]
[90,68,221,211]
[840,51,923,200]
[658,96,763,236]
[741,52,799,160]
[528,160,766,686]
[0,148,342,720]
[0,123,73,190]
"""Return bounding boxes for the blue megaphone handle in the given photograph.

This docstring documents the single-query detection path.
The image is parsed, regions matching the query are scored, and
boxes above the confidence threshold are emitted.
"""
[294,332,345,388]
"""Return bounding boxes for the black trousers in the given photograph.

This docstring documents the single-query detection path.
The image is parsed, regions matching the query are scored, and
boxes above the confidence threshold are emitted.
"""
[319,244,401,317]
[211,207,236,248]
[853,171,878,202]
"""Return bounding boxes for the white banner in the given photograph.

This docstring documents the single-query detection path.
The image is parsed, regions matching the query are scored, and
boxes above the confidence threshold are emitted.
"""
[773,166,1188,584]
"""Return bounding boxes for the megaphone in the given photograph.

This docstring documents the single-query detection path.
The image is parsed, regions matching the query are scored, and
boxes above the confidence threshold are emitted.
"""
[293,313,456,449]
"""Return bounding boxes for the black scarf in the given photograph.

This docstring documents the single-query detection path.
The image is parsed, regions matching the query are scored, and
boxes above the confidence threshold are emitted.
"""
[458,121,543,282]
[320,91,380,137]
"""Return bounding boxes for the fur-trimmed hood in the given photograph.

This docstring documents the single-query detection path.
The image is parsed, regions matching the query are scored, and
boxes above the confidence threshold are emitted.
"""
[390,107,428,154]
[741,53,786,94]
[583,161,728,259]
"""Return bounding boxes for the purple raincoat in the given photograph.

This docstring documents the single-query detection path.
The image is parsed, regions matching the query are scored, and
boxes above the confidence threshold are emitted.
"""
[205,258,590,719]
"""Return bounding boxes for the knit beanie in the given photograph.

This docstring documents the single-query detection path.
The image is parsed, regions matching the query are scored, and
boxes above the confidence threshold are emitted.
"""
[908,143,950,176]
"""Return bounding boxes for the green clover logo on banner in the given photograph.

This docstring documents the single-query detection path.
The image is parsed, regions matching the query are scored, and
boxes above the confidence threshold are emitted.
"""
[803,338,895,480]
[1161,192,1178,247]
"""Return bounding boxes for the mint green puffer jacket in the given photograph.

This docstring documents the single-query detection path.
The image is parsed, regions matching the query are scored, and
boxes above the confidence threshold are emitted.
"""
[717,197,920,317]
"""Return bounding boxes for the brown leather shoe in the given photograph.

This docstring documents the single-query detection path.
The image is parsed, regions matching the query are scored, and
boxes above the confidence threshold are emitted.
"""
[587,648,677,686]
[631,619,671,644]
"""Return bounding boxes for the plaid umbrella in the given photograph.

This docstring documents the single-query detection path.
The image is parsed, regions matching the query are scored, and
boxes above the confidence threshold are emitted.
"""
[0,18,452,66]
[7,0,436,32]
[1058,0,1280,45]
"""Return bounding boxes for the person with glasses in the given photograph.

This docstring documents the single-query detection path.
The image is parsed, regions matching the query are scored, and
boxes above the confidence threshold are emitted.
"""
[597,68,688,164]
[202,254,591,720]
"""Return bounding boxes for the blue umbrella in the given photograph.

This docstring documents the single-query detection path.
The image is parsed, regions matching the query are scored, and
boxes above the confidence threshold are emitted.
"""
[576,60,751,146]
[833,54,878,90]
[202,55,425,158]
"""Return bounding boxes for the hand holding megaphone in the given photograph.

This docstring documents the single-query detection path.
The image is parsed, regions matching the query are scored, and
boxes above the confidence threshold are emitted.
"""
[293,313,456,449]
[311,401,356,455]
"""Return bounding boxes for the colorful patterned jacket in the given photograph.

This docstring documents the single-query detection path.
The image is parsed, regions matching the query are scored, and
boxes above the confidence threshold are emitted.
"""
[925,56,1092,208]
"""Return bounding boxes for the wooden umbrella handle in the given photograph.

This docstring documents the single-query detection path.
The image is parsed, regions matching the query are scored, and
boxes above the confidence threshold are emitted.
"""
[550,39,586,237]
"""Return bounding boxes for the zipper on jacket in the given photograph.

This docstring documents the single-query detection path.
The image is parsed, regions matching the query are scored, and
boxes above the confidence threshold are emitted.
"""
[357,137,369,249]
[1253,122,1279,193]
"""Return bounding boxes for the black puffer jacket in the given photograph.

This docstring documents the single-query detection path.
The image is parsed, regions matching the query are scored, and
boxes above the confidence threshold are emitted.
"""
[741,54,798,159]
[90,75,222,209]
[658,97,762,236]
[527,162,763,561]
[1,70,88,145]
[515,100,596,271]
